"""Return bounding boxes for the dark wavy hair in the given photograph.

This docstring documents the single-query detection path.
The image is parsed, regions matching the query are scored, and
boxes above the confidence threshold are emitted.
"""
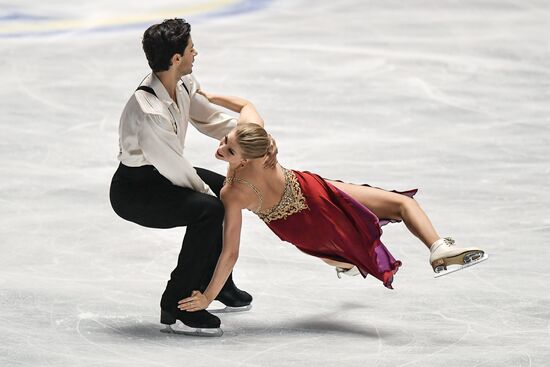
[142,18,191,72]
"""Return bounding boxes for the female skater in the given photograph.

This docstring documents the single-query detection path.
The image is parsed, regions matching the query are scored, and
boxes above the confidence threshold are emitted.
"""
[178,91,487,312]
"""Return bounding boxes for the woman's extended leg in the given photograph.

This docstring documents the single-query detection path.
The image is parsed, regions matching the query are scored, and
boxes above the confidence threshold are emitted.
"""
[326,180,440,249]
[321,258,361,278]
[325,180,488,275]
[321,258,354,269]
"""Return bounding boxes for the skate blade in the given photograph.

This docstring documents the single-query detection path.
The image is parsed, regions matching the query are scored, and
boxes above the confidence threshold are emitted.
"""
[434,253,489,278]
[209,304,252,314]
[431,250,485,272]
[160,321,223,337]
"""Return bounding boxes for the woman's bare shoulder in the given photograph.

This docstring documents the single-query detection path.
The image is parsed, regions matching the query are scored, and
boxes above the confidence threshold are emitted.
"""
[220,183,254,209]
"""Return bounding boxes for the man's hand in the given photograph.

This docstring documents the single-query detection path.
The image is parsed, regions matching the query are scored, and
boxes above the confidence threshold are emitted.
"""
[177,290,211,312]
[263,136,278,169]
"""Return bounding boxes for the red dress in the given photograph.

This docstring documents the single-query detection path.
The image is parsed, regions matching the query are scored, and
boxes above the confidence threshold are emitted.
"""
[253,168,417,289]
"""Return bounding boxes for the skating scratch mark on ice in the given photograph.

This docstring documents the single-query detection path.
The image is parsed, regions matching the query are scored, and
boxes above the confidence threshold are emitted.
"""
[405,77,493,117]
[469,271,549,311]
[75,316,167,366]
[14,78,82,114]
[84,316,179,351]
[78,58,107,78]
[496,225,550,234]
[479,330,549,345]
[142,249,177,279]
[395,323,472,367]
[61,121,100,134]
[463,293,549,327]
[472,351,533,367]
[250,44,550,75]
[0,270,163,284]
[241,334,324,364]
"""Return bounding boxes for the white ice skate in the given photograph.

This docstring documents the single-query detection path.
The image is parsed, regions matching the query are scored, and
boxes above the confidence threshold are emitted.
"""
[336,266,360,278]
[430,237,488,278]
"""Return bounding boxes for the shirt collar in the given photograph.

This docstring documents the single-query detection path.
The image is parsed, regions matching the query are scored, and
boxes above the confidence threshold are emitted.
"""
[147,72,177,105]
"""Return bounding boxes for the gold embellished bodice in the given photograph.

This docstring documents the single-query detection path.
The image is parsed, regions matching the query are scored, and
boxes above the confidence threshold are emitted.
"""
[224,168,308,223]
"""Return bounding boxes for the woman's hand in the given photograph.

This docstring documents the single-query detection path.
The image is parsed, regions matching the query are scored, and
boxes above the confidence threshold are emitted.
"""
[178,290,211,312]
[263,135,278,169]
[196,89,213,102]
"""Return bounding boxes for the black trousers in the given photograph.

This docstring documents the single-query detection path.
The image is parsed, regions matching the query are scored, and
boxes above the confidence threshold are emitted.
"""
[109,163,230,308]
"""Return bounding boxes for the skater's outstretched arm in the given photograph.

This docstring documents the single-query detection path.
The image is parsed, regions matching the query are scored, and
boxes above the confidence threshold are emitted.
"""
[178,186,253,312]
[197,89,264,127]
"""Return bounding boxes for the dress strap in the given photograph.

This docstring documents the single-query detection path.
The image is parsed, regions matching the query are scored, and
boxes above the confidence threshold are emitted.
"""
[224,176,263,212]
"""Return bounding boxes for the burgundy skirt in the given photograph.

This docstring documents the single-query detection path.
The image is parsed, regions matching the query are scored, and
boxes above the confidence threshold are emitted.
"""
[265,170,417,289]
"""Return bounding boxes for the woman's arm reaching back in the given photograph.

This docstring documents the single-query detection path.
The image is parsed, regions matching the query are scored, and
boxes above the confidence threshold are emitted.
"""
[196,90,264,127]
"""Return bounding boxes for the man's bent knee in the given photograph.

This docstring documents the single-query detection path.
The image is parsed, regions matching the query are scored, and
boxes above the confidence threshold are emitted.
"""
[199,196,225,222]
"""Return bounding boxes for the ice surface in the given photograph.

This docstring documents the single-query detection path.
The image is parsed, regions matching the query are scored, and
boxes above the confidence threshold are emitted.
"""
[1,0,549,366]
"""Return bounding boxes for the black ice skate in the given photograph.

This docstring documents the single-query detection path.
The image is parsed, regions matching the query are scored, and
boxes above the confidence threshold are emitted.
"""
[210,285,253,313]
[160,308,223,337]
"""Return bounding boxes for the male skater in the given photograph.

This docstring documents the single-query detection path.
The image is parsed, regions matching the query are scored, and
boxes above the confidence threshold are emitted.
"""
[109,18,263,337]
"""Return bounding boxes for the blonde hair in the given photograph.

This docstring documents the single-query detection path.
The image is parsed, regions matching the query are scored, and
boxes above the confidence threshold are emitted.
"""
[234,123,271,159]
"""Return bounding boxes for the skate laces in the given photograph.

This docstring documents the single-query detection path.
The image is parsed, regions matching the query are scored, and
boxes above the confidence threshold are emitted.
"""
[443,237,455,246]
[430,237,455,254]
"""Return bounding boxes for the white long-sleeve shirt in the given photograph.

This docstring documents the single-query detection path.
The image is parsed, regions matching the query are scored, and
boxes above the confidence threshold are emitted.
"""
[117,73,237,195]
